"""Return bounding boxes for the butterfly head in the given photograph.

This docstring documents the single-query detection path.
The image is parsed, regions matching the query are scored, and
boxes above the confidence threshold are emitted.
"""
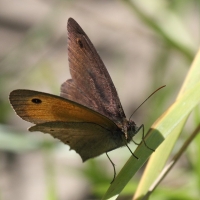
[121,119,137,142]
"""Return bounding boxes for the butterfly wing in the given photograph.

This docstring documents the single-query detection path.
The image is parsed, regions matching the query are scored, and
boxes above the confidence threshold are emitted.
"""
[9,90,124,160]
[61,18,126,126]
[9,89,118,131]
[30,122,124,161]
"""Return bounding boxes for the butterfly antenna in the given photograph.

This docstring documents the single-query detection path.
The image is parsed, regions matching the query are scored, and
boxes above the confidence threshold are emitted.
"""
[129,85,166,121]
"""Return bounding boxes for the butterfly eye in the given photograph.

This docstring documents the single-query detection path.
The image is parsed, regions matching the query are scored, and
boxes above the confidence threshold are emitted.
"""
[32,98,42,104]
[76,38,84,48]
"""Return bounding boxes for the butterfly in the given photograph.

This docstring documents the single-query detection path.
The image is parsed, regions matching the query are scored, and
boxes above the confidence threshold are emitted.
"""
[9,18,143,182]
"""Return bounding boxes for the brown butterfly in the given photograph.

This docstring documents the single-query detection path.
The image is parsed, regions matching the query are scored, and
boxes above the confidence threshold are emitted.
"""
[9,18,141,181]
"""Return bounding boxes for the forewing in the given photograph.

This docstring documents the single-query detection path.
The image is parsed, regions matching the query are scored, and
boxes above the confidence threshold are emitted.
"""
[29,122,124,161]
[61,18,126,125]
[61,79,94,109]
[9,89,118,130]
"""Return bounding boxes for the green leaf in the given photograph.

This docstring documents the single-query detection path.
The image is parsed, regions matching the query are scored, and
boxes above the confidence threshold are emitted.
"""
[102,49,200,199]
[133,49,200,199]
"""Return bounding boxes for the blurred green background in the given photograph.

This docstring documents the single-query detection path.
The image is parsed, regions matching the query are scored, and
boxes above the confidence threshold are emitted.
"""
[0,0,199,199]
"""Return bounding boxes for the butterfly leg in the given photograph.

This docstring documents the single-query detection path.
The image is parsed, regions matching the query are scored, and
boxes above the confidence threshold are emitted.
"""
[135,124,154,151]
[120,134,139,159]
[124,143,138,159]
[106,152,116,184]
[132,139,140,146]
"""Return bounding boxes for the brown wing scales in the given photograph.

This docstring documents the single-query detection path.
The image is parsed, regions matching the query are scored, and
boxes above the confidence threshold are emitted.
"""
[29,122,124,161]
[9,89,118,131]
[61,18,126,125]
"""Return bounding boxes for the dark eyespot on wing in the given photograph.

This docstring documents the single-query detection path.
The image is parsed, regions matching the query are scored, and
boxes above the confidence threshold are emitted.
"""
[77,38,84,48]
[32,98,42,104]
